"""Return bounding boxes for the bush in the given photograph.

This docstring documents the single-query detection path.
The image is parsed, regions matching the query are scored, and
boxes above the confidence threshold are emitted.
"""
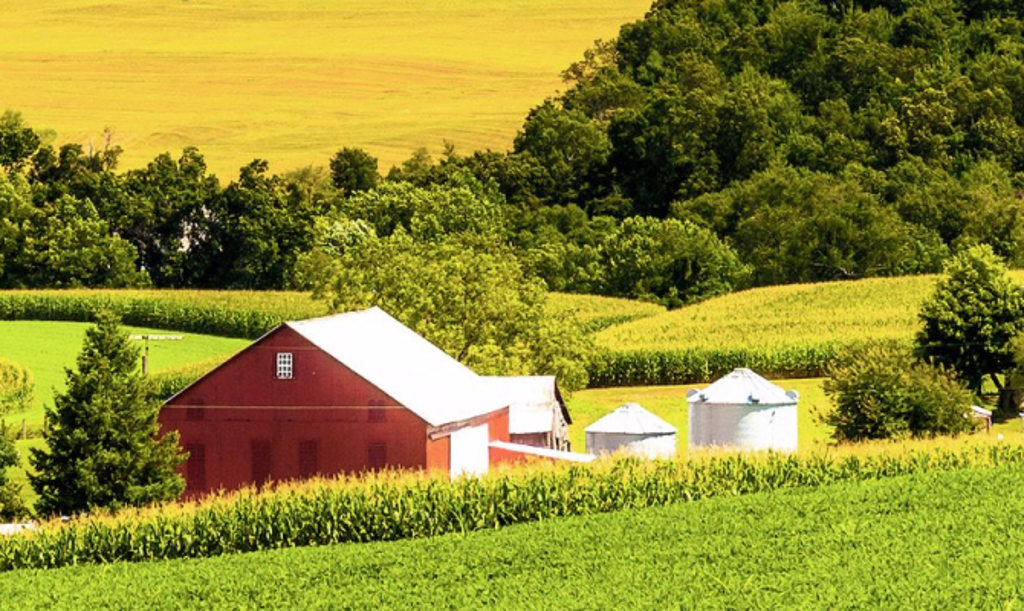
[0,424,28,521]
[0,359,32,415]
[824,344,976,442]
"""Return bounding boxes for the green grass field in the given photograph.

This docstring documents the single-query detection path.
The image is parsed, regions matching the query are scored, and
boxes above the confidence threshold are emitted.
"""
[1,0,650,177]
[1,464,1019,608]
[0,321,248,424]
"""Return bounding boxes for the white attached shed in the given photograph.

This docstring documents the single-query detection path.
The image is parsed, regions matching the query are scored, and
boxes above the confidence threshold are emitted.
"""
[485,376,571,451]
[688,368,799,452]
[585,403,677,459]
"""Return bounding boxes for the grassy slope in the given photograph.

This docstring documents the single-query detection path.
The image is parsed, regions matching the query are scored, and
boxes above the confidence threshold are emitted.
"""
[0,321,249,423]
[2,464,1021,608]
[597,271,1024,353]
[0,0,650,177]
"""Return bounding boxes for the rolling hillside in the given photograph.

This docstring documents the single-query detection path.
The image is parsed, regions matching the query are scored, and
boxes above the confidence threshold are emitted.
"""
[0,0,650,177]
[589,271,1024,385]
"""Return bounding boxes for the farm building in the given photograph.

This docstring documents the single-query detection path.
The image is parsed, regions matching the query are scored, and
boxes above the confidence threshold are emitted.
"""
[688,368,799,452]
[585,403,677,458]
[483,376,571,450]
[159,307,578,498]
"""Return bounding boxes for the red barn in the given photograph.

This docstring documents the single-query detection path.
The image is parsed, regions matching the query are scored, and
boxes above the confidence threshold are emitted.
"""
[159,307,522,498]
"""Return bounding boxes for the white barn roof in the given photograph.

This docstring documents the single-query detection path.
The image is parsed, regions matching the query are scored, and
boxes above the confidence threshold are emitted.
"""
[287,307,506,427]
[585,403,676,435]
[687,368,798,406]
[484,376,571,434]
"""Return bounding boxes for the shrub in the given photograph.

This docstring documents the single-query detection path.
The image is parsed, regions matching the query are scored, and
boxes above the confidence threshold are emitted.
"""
[0,424,28,521]
[0,358,32,415]
[824,344,976,442]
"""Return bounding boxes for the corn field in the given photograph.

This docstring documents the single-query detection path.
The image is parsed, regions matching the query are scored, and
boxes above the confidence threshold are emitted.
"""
[589,272,1024,385]
[1,443,1022,571]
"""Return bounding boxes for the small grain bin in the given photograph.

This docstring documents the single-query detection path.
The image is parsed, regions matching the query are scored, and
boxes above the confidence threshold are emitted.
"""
[688,368,799,451]
[585,403,677,459]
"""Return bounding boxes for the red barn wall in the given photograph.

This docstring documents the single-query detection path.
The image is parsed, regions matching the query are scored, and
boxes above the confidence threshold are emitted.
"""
[159,326,431,497]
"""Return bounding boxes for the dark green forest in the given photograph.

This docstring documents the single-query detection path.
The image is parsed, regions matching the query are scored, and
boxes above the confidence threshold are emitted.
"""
[3,0,1024,306]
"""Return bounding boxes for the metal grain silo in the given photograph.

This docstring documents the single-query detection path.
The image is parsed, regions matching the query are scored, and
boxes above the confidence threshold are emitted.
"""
[585,403,677,459]
[687,368,799,452]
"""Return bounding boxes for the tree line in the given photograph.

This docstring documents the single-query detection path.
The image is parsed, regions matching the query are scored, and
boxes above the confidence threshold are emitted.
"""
[4,1,1024,308]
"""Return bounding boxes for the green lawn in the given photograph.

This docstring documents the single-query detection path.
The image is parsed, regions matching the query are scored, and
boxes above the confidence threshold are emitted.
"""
[1,464,1020,608]
[0,321,249,425]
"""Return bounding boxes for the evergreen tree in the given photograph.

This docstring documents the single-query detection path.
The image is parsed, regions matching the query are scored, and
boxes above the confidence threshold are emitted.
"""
[30,312,185,516]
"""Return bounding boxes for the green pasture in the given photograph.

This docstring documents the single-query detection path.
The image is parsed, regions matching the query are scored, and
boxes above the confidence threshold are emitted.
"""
[0,0,649,177]
[0,321,248,424]
[1,464,1020,607]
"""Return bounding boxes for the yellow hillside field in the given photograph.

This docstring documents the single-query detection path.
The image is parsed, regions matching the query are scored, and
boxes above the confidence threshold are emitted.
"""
[0,0,649,178]
[596,271,1024,353]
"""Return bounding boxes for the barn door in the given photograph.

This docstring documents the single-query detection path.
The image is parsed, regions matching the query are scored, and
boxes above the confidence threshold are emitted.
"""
[449,424,489,477]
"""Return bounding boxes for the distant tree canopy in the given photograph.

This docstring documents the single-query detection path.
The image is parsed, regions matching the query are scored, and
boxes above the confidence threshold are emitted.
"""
[3,0,1024,306]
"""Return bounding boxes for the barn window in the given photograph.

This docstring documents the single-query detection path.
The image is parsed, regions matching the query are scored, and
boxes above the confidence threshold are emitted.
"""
[367,442,387,470]
[367,400,387,423]
[186,443,206,492]
[298,440,319,478]
[251,440,272,487]
[275,352,293,379]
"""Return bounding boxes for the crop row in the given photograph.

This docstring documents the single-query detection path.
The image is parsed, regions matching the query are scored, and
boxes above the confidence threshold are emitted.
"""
[0,443,1021,571]
[1,463,1017,607]
[0,290,327,339]
[586,340,909,386]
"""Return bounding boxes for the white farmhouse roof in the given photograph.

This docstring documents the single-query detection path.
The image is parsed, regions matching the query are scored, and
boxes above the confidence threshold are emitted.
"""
[484,376,570,434]
[687,368,798,406]
[287,307,506,427]
[585,403,676,435]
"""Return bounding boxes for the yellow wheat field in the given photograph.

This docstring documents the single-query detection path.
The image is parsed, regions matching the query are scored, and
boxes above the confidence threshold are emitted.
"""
[0,0,650,178]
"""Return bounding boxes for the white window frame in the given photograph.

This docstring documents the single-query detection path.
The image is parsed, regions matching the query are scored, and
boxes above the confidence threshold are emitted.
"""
[275,352,293,379]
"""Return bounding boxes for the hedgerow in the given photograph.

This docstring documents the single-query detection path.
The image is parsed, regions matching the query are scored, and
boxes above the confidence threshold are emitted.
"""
[0,443,1021,571]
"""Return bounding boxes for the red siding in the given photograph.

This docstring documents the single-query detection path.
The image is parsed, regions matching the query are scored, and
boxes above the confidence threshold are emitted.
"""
[166,326,399,409]
[425,436,450,474]
[160,326,431,498]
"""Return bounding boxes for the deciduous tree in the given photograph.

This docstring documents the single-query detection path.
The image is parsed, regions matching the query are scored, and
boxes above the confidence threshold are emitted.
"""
[916,245,1024,393]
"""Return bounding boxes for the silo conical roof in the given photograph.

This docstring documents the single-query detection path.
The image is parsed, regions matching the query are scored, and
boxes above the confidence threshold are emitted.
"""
[585,403,676,435]
[687,368,798,406]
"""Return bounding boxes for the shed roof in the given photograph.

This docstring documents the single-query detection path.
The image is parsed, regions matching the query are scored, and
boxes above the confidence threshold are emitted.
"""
[585,403,676,435]
[484,376,571,434]
[287,307,506,427]
[687,368,798,406]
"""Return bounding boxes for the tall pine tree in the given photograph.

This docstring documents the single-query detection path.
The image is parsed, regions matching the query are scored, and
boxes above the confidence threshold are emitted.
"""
[30,312,185,516]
